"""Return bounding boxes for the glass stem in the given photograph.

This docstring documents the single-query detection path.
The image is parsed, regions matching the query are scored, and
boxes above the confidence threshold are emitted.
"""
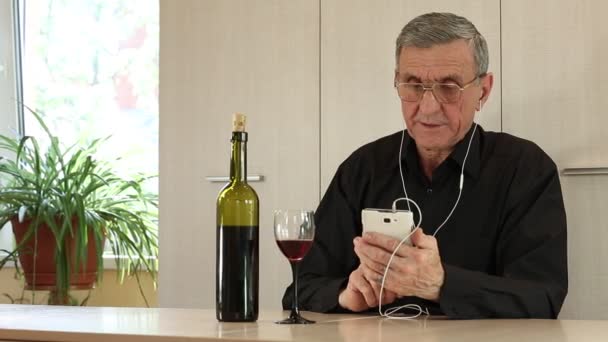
[291,261,300,317]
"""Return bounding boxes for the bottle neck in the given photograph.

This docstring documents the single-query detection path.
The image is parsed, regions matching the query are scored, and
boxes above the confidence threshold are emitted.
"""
[230,132,248,183]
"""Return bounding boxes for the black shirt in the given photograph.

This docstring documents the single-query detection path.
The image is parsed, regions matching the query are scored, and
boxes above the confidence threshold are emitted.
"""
[282,125,568,319]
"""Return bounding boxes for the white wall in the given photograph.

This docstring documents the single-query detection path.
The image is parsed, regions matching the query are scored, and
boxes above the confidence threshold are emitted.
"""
[159,0,320,310]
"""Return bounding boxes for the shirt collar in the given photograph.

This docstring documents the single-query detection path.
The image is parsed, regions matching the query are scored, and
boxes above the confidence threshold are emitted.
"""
[448,124,481,179]
[401,124,481,180]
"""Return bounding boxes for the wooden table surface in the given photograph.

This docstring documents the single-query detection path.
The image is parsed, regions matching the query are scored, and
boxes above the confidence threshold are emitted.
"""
[1,304,607,342]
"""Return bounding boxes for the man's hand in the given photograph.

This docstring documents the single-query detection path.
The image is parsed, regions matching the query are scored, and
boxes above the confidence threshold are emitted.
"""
[338,265,397,312]
[353,228,445,302]
[338,266,397,312]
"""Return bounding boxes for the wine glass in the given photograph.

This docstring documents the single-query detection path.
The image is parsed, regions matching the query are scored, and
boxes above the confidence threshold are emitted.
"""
[274,209,316,324]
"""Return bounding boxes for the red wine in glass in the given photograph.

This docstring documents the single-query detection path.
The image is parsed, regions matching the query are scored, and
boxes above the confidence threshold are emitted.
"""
[276,240,313,261]
[274,209,315,324]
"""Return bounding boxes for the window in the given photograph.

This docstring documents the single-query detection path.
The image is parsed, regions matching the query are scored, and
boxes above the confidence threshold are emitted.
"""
[0,0,159,260]
[22,0,159,187]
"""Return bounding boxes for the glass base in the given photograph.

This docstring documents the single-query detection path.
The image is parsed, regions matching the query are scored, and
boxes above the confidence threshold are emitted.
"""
[275,312,316,324]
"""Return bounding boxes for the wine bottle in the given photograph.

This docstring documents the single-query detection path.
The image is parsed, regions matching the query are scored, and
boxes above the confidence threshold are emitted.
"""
[216,113,259,322]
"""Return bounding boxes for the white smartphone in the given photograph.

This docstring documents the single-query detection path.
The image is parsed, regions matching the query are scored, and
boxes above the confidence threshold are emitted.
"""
[361,208,415,244]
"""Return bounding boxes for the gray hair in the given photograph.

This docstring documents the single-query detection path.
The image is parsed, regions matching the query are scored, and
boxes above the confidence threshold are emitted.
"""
[395,12,489,76]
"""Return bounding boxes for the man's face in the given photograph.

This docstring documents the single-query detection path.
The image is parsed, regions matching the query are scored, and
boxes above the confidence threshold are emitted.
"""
[396,39,491,153]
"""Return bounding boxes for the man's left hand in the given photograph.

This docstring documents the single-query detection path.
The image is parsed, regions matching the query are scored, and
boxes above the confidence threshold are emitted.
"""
[353,228,445,302]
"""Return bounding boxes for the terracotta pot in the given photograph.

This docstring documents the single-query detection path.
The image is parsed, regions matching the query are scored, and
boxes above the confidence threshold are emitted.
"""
[11,217,103,290]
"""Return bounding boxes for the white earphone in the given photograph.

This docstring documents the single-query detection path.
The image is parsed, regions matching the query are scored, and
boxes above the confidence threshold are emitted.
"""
[396,121,477,237]
[377,106,480,319]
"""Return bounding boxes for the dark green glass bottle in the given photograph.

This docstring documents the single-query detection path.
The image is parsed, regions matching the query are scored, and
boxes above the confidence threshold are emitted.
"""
[216,113,259,322]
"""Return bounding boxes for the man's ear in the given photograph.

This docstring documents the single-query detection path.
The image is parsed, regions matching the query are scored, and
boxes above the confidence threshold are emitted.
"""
[479,72,494,109]
[478,72,494,110]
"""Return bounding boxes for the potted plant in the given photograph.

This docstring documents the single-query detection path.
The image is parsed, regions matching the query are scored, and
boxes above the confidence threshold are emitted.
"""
[0,109,158,305]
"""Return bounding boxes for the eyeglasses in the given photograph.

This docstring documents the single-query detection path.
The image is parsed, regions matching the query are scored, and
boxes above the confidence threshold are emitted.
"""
[395,76,480,104]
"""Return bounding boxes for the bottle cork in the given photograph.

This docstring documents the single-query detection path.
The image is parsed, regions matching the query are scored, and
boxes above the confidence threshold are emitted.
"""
[232,113,247,132]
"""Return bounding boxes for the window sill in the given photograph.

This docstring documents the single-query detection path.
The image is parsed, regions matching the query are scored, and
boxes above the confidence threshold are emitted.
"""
[0,252,157,270]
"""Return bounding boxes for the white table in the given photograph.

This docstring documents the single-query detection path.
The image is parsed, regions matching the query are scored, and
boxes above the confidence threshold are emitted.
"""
[0,304,607,342]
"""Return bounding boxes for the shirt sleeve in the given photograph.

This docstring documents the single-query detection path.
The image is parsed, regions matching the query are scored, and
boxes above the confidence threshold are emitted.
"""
[282,158,362,313]
[439,148,568,318]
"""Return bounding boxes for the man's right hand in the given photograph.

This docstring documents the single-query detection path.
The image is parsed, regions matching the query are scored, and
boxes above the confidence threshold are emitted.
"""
[338,265,397,312]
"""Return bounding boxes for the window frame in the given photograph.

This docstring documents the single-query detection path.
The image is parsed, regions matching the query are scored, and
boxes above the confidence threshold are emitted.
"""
[0,0,21,266]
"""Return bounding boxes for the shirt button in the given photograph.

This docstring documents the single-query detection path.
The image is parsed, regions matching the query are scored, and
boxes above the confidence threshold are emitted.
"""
[427,188,433,194]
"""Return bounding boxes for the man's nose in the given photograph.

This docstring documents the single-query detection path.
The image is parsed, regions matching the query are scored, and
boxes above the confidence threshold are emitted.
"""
[418,88,441,114]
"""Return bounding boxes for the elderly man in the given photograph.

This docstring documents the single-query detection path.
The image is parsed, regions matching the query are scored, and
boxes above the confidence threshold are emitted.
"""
[282,12,567,319]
